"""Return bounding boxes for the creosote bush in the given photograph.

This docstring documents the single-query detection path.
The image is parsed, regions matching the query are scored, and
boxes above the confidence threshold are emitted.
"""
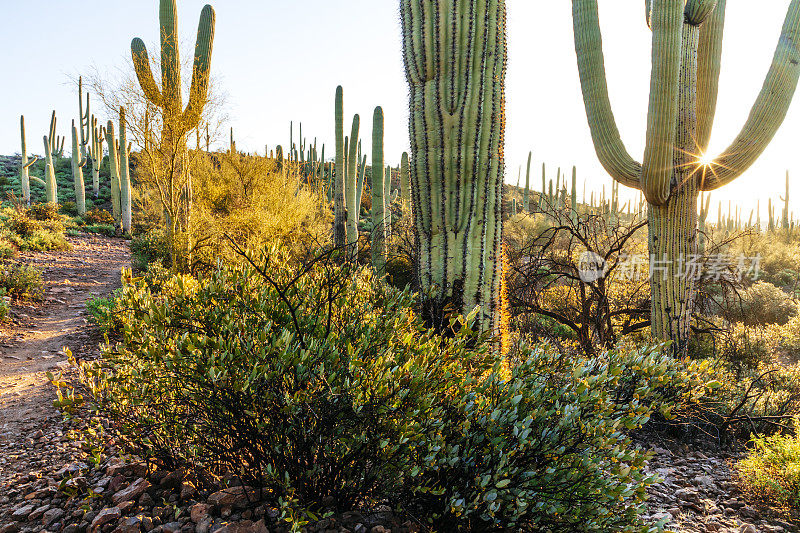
[0,262,44,301]
[79,246,717,532]
[736,422,800,512]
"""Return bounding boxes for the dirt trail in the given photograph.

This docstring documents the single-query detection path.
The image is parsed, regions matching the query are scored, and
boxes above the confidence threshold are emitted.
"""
[0,234,129,488]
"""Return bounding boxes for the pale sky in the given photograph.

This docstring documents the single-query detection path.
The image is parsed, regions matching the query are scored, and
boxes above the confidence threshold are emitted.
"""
[1,1,798,221]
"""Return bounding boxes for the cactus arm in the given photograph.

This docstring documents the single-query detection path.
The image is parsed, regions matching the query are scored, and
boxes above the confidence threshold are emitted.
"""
[345,114,360,248]
[334,86,346,247]
[641,0,683,206]
[685,0,718,26]
[696,0,726,154]
[131,38,162,107]
[160,0,181,109]
[120,108,133,233]
[572,0,642,188]
[703,0,800,189]
[183,4,215,130]
[371,106,386,275]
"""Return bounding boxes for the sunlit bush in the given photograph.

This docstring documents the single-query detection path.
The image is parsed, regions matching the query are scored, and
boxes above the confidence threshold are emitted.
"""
[736,422,800,511]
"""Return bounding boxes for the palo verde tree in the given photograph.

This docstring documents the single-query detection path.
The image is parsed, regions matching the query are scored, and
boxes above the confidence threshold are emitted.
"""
[130,0,216,268]
[400,0,508,336]
[573,0,800,353]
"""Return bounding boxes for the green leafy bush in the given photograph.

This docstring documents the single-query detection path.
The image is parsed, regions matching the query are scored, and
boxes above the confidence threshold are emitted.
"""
[28,202,61,221]
[60,201,78,216]
[83,207,116,226]
[726,281,797,326]
[80,250,712,531]
[736,422,800,511]
[0,262,44,301]
[87,291,122,334]
[130,228,171,271]
[9,210,41,238]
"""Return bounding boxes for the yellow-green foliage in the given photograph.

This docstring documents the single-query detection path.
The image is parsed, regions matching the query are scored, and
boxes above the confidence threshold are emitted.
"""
[186,153,332,268]
[725,281,797,326]
[0,206,70,252]
[737,422,800,512]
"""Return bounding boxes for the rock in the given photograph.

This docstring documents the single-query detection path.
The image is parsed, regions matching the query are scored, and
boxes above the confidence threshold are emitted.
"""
[208,486,257,510]
[740,506,760,520]
[42,508,65,527]
[112,478,151,505]
[91,507,121,532]
[693,475,714,489]
[214,520,269,533]
[195,517,212,533]
[11,503,35,520]
[162,522,183,533]
[180,482,198,500]
[739,525,757,533]
[675,487,701,505]
[191,503,211,524]
[370,527,390,533]
[111,516,142,533]
[0,523,20,533]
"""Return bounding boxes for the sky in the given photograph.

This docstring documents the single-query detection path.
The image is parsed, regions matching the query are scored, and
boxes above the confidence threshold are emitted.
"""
[0,1,798,221]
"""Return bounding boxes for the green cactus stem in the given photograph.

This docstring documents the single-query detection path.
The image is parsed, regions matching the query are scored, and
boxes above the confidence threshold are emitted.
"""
[105,121,122,225]
[19,116,39,206]
[41,135,57,204]
[119,108,133,234]
[371,107,386,276]
[334,86,346,247]
[571,166,578,222]
[400,152,410,211]
[782,170,790,230]
[48,111,65,159]
[71,120,88,215]
[78,76,90,161]
[88,118,105,198]
[523,152,532,213]
[345,113,361,254]
[573,0,800,352]
[401,0,507,335]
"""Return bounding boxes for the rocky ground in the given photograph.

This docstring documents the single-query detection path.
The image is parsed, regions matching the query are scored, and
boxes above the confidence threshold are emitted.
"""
[0,234,797,533]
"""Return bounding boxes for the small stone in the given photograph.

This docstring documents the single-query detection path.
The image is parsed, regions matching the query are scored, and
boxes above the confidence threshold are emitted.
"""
[739,525,757,533]
[0,523,20,533]
[162,522,183,533]
[111,517,142,533]
[11,504,35,520]
[740,506,760,520]
[42,508,65,527]
[112,478,151,506]
[91,507,121,532]
[208,486,257,510]
[191,503,211,524]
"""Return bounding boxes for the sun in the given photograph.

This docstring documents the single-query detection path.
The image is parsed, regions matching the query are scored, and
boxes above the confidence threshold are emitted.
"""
[697,152,716,167]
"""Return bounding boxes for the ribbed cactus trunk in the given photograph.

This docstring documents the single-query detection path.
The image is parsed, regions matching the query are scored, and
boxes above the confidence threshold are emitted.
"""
[371,107,386,276]
[401,0,507,335]
[523,151,531,212]
[119,108,133,234]
[345,114,361,255]
[71,120,87,215]
[42,135,58,204]
[106,122,122,227]
[89,119,105,198]
[400,152,410,210]
[19,116,38,206]
[334,86,346,248]
[573,0,800,353]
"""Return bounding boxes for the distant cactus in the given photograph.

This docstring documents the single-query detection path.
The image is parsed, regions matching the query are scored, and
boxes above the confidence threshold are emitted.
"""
[400,151,410,210]
[523,152,532,212]
[334,86,346,247]
[105,122,122,225]
[48,111,65,159]
[78,77,90,161]
[88,118,105,198]
[71,120,88,215]
[782,171,791,230]
[119,108,133,234]
[41,135,58,204]
[19,116,39,206]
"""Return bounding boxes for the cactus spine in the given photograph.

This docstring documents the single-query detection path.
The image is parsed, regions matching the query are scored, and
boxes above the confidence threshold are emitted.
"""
[19,116,39,206]
[371,107,386,276]
[71,120,88,215]
[573,0,800,352]
[401,0,507,335]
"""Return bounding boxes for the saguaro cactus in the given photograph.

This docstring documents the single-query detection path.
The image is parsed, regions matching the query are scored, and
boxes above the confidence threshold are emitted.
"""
[523,151,532,212]
[345,114,361,253]
[119,108,133,234]
[334,86,346,247]
[371,107,386,276]
[19,116,39,206]
[573,0,800,352]
[132,0,215,256]
[71,120,88,215]
[782,171,791,230]
[105,122,122,226]
[88,118,105,198]
[48,111,65,159]
[401,0,507,335]
[78,77,90,161]
[400,151,410,210]
[41,135,58,204]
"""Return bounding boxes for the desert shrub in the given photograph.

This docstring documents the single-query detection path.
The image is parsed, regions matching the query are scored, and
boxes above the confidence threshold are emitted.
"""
[28,202,61,221]
[77,247,718,531]
[736,423,800,511]
[726,281,797,326]
[81,224,119,237]
[60,201,78,216]
[405,343,717,532]
[9,210,41,237]
[83,207,116,226]
[719,323,772,370]
[87,291,123,334]
[130,228,171,271]
[0,262,44,301]
[0,289,10,322]
[8,229,70,252]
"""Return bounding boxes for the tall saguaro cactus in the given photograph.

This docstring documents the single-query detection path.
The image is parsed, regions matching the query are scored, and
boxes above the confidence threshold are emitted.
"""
[105,122,122,225]
[42,135,58,204]
[523,151,532,212]
[401,0,508,335]
[19,116,39,206]
[119,108,133,234]
[71,120,88,215]
[334,86,346,248]
[573,0,800,352]
[88,118,105,198]
[131,0,215,263]
[371,107,386,275]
